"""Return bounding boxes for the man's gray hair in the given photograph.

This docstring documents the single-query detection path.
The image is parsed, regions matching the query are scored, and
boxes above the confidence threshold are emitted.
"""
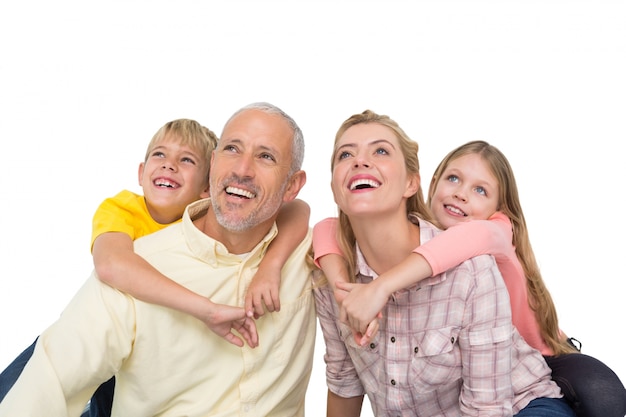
[222,102,305,175]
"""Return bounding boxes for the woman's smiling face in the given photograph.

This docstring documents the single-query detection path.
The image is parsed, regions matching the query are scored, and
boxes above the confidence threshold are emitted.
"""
[331,122,418,219]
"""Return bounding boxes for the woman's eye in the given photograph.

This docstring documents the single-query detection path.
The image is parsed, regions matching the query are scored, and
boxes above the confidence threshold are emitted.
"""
[338,151,351,160]
[375,147,389,155]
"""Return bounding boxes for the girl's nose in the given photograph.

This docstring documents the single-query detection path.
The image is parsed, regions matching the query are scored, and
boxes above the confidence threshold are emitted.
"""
[453,189,467,202]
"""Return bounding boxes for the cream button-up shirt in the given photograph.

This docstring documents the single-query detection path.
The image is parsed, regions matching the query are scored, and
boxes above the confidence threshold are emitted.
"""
[0,199,316,417]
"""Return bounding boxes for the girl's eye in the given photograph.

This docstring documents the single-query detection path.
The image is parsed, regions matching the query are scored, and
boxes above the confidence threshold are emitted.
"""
[475,186,486,196]
[446,174,459,183]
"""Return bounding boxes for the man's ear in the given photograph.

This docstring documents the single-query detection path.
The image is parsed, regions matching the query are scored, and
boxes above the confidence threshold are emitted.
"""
[282,170,307,203]
[137,162,145,186]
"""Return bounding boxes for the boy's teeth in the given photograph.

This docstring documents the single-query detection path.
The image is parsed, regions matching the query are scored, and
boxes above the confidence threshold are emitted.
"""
[155,179,177,188]
[226,186,255,198]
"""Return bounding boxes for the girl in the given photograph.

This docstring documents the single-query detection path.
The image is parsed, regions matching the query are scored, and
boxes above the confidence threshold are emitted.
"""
[314,140,626,417]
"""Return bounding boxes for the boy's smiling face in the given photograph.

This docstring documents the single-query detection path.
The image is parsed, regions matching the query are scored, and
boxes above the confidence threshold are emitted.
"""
[138,136,210,224]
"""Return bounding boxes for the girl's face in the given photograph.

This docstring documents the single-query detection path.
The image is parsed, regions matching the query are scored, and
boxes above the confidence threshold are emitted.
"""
[430,153,500,229]
[331,123,418,219]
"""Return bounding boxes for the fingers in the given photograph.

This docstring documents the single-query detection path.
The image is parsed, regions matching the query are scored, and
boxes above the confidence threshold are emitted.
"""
[359,318,380,347]
[239,317,259,348]
[244,294,254,318]
[248,288,281,318]
[335,281,356,292]
[223,332,245,347]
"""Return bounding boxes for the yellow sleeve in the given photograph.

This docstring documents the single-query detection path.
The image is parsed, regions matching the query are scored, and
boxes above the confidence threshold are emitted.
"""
[91,190,162,250]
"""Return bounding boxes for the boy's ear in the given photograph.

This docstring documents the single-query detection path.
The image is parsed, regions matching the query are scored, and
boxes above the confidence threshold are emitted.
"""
[282,170,307,203]
[200,182,211,199]
[137,162,145,186]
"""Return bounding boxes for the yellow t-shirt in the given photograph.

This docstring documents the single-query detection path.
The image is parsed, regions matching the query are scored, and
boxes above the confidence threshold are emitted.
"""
[90,189,180,249]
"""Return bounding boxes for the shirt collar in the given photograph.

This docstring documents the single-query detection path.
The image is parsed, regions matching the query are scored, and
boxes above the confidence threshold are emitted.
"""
[354,213,445,288]
[182,198,278,268]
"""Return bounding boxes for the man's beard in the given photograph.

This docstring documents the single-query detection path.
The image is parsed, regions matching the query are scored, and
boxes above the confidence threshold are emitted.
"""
[211,176,288,232]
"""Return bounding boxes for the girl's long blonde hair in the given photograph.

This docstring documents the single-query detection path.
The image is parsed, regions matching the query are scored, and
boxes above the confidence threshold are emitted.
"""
[428,140,577,355]
[330,110,436,281]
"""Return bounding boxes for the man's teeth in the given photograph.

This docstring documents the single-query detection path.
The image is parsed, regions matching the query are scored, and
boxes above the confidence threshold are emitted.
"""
[446,205,467,216]
[349,179,380,190]
[226,186,256,199]
[155,179,178,188]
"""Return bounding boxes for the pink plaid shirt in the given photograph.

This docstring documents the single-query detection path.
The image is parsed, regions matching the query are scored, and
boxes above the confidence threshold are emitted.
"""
[313,215,561,417]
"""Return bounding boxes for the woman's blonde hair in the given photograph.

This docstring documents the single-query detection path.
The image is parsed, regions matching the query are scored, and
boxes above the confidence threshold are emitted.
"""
[428,140,577,355]
[145,119,218,181]
[330,110,436,281]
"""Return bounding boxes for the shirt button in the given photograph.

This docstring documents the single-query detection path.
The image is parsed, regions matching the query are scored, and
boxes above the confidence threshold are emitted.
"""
[390,336,396,343]
[369,342,376,349]
[450,337,455,344]
[391,379,396,385]
[414,346,419,354]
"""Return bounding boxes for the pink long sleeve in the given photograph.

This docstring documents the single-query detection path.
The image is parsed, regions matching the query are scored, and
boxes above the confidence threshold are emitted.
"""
[416,212,551,355]
[312,217,342,268]
[414,212,513,276]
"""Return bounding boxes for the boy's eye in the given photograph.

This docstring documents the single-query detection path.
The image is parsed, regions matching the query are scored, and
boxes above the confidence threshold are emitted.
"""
[181,157,196,165]
[152,151,165,158]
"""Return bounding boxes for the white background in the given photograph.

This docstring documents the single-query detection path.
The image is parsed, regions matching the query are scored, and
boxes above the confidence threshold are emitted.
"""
[1,1,624,416]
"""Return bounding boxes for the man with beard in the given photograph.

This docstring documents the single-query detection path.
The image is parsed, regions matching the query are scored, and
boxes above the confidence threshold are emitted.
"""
[0,102,316,417]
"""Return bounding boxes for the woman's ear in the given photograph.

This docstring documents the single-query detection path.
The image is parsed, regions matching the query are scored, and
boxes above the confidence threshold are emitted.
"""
[404,172,421,198]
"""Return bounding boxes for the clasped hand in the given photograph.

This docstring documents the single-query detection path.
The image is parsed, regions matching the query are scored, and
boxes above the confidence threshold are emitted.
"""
[335,280,387,347]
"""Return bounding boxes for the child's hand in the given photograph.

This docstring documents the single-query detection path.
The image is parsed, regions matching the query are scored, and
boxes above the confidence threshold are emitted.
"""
[244,267,281,319]
[202,303,259,348]
[336,280,388,339]
[350,314,381,347]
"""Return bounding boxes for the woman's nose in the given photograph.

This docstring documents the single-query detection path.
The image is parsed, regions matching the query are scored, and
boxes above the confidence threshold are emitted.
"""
[353,155,370,168]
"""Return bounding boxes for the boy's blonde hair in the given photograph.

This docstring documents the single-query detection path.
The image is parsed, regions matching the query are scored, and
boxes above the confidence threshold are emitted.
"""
[428,140,578,355]
[145,119,218,180]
